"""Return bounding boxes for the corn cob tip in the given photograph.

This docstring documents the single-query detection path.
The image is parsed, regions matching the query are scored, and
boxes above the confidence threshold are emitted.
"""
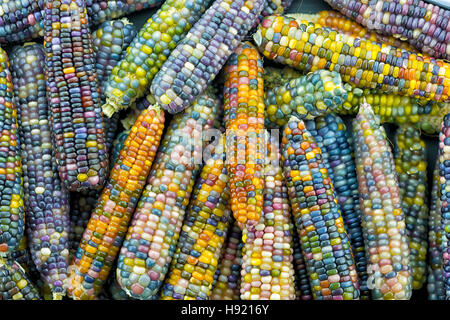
[22,42,37,46]
[102,99,120,118]
[253,29,263,47]
[52,292,65,300]
[120,18,132,26]
[285,13,320,23]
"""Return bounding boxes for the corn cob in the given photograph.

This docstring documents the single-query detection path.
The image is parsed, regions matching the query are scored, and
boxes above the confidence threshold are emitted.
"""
[240,140,296,300]
[324,0,450,60]
[151,0,266,114]
[0,258,41,300]
[393,125,428,290]
[265,69,348,130]
[291,225,312,300]
[254,15,450,103]
[67,105,165,300]
[305,114,369,299]
[281,115,360,300]
[0,47,24,257]
[439,111,450,299]
[210,221,243,300]
[428,159,444,300]
[161,134,232,300]
[353,101,412,300]
[0,0,163,45]
[116,88,221,300]
[101,0,212,118]
[223,42,265,229]
[288,11,417,52]
[10,43,70,298]
[263,65,448,134]
[44,0,109,192]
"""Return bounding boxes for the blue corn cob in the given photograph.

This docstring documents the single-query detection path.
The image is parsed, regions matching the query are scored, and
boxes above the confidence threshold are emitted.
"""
[0,257,41,300]
[10,42,71,299]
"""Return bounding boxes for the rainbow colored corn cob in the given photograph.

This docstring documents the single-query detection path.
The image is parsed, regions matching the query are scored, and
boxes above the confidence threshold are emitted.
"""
[323,0,450,60]
[0,47,24,257]
[305,114,369,299]
[211,221,243,300]
[43,0,109,192]
[240,139,296,300]
[394,125,428,290]
[223,42,265,228]
[353,101,412,300]
[116,88,221,300]
[151,0,266,114]
[67,105,165,300]
[160,134,231,300]
[0,258,41,300]
[10,42,71,298]
[254,15,450,103]
[281,115,360,300]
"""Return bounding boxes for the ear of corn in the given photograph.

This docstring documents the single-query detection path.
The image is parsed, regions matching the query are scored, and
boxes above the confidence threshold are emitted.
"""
[10,42,71,298]
[305,114,369,299]
[439,112,450,299]
[428,159,445,300]
[393,125,428,290]
[265,69,348,129]
[67,105,165,300]
[101,0,212,118]
[291,225,312,300]
[223,42,265,228]
[151,0,266,114]
[288,11,417,52]
[116,88,221,300]
[0,47,25,257]
[240,136,296,300]
[323,0,450,60]
[0,0,163,45]
[353,101,412,300]
[43,0,109,192]
[210,221,243,300]
[0,257,41,300]
[254,15,450,103]
[281,115,360,300]
[161,133,232,300]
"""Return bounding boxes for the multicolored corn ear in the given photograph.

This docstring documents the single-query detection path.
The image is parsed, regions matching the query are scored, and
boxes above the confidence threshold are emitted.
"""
[116,88,221,300]
[305,114,369,299]
[0,258,41,300]
[393,125,428,290]
[281,115,360,300]
[240,137,296,300]
[151,0,266,114]
[439,112,450,299]
[289,10,417,52]
[67,105,165,300]
[223,42,265,228]
[428,159,445,300]
[161,133,232,300]
[291,225,312,300]
[210,221,243,300]
[0,47,25,257]
[101,0,212,118]
[337,83,449,135]
[323,0,450,60]
[10,43,71,299]
[265,70,348,129]
[253,15,450,103]
[0,0,163,45]
[92,18,137,151]
[43,0,109,192]
[353,101,412,300]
